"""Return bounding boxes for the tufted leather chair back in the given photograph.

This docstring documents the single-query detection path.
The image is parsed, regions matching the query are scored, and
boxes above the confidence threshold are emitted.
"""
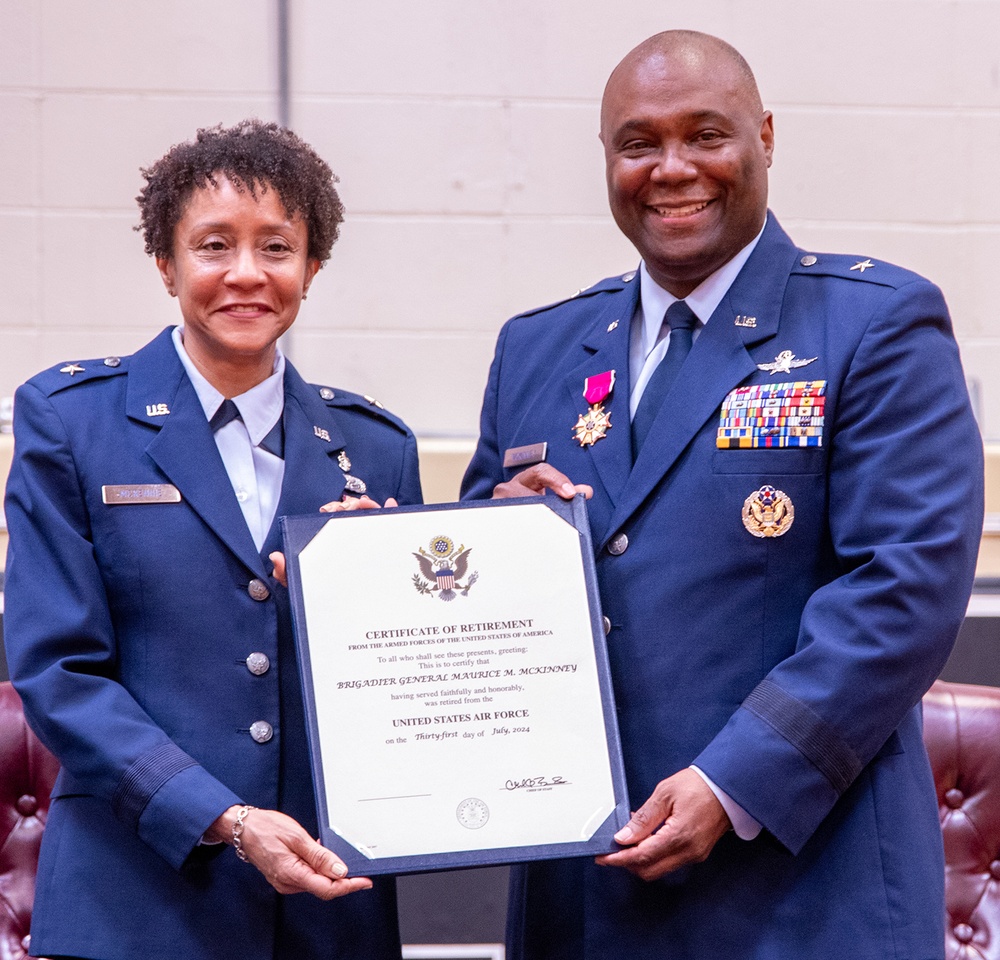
[0,681,59,960]
[923,679,1000,960]
[0,677,998,958]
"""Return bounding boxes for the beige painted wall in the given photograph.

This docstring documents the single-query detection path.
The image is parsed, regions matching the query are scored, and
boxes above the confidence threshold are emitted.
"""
[2,0,999,448]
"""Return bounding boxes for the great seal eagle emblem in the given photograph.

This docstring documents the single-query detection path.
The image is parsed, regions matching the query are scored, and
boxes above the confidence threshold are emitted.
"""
[413,534,478,601]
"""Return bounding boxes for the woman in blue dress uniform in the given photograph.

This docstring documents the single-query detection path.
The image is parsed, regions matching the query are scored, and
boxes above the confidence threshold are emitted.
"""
[4,120,420,960]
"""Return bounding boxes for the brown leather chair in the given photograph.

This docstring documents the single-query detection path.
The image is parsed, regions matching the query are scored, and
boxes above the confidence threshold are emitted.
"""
[0,680,59,960]
[2,677,999,958]
[923,679,1000,960]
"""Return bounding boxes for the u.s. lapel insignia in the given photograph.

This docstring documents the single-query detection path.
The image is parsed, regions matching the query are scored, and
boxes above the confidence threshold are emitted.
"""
[145,403,170,417]
[60,363,85,376]
[734,315,757,328]
[574,370,616,447]
[757,350,818,375]
[850,259,875,273]
[314,425,331,442]
[742,485,794,538]
[607,320,619,332]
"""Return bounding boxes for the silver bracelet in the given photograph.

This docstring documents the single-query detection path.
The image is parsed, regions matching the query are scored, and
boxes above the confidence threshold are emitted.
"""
[232,804,256,862]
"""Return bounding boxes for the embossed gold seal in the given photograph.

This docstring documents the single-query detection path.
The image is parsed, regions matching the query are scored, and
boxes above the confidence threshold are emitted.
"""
[742,485,794,538]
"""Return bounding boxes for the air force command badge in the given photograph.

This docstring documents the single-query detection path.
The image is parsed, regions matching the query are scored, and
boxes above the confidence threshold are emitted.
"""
[742,485,794,538]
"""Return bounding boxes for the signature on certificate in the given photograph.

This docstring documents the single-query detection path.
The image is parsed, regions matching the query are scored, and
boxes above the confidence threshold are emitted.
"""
[504,776,570,791]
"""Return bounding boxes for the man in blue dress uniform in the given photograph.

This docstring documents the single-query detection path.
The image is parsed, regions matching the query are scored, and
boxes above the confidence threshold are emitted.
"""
[462,30,983,959]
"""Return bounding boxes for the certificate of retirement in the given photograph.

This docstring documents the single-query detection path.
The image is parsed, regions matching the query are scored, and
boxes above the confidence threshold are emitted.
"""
[283,495,629,875]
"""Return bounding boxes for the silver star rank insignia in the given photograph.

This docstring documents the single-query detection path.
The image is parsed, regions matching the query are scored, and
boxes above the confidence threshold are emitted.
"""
[757,350,818,375]
[60,363,85,376]
[850,259,875,273]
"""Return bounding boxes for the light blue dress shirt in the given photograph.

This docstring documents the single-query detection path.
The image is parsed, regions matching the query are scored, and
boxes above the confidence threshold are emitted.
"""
[626,225,766,840]
[171,327,285,552]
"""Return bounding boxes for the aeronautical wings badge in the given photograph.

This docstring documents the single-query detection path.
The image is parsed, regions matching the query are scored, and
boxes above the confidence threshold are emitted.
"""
[742,485,795,538]
[413,534,479,601]
[757,350,818,375]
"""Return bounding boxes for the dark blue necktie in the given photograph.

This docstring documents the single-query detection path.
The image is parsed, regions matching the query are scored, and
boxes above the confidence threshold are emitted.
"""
[209,398,284,459]
[631,300,698,455]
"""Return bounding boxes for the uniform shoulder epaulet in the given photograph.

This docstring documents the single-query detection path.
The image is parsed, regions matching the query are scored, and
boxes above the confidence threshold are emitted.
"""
[513,270,638,320]
[28,354,130,397]
[313,385,411,435]
[792,252,924,288]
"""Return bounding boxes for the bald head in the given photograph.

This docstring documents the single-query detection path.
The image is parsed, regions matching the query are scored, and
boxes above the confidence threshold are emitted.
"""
[598,30,773,297]
[602,31,763,136]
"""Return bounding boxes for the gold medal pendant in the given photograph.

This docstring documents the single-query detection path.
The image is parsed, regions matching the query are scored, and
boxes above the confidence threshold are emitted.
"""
[742,484,794,538]
[573,403,612,447]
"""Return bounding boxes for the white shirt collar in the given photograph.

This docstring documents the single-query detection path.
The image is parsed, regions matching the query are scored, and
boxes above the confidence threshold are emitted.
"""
[636,219,767,360]
[171,326,285,445]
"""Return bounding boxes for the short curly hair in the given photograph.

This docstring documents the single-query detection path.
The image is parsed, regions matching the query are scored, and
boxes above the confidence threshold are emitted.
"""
[136,119,344,264]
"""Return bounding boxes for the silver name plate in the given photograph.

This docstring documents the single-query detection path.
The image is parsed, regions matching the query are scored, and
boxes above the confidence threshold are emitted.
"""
[502,442,548,469]
[102,484,182,505]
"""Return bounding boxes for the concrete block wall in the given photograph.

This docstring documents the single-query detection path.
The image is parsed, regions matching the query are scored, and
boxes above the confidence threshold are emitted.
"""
[2,0,999,446]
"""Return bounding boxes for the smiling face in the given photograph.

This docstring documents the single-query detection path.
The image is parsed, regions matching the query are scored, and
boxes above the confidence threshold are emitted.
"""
[600,37,773,298]
[157,176,320,392]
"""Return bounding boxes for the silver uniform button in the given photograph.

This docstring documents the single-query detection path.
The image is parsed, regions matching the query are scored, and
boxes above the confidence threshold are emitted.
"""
[248,579,270,601]
[602,615,612,636]
[246,652,270,676]
[800,255,817,267]
[250,721,273,743]
[319,387,335,400]
[607,532,629,556]
[104,356,121,367]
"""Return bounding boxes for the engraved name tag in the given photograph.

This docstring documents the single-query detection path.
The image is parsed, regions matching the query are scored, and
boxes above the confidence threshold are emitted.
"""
[503,442,548,469]
[102,484,182,505]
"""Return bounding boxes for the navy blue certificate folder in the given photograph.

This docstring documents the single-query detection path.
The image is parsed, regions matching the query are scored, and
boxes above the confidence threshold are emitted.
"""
[282,495,629,876]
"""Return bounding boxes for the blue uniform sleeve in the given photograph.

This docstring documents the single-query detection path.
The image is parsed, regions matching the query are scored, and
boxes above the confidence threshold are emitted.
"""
[694,278,984,853]
[461,322,511,501]
[4,382,240,870]
[397,428,424,506]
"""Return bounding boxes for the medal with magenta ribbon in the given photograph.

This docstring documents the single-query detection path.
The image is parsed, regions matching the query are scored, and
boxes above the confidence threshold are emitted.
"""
[573,370,616,447]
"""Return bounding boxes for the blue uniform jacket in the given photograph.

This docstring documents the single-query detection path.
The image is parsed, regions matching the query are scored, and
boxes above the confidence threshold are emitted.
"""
[461,215,984,959]
[4,327,421,960]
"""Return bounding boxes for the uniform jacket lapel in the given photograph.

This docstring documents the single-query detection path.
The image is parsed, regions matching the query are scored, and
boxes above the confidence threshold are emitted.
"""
[602,216,800,549]
[562,277,639,509]
[260,364,348,557]
[127,328,267,578]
